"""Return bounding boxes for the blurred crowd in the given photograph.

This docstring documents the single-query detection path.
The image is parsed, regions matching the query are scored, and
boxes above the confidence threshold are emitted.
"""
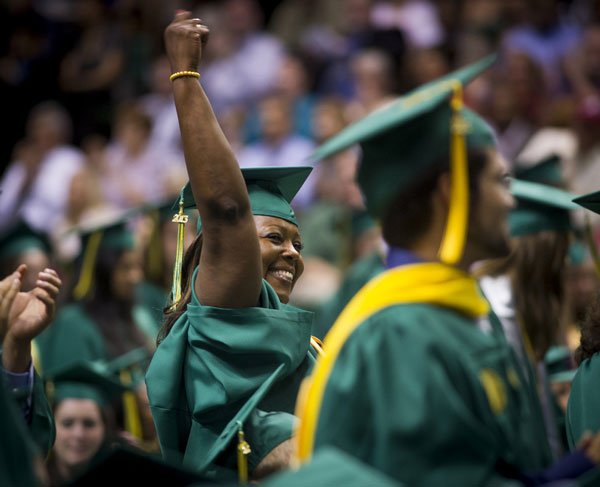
[5,0,600,310]
[4,0,600,484]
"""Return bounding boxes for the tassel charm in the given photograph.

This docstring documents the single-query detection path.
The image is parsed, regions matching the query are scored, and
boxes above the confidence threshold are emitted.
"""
[170,199,188,310]
[237,422,251,484]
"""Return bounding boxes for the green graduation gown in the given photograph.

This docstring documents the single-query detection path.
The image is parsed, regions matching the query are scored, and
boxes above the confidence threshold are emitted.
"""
[298,263,539,486]
[146,269,314,480]
[0,373,40,487]
[265,446,401,487]
[35,301,158,374]
[312,251,384,339]
[313,303,527,486]
[566,351,600,450]
[30,369,55,456]
[0,351,55,457]
[483,302,554,468]
[135,281,169,331]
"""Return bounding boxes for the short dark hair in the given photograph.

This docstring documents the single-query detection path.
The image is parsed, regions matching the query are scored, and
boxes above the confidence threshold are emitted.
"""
[381,149,489,248]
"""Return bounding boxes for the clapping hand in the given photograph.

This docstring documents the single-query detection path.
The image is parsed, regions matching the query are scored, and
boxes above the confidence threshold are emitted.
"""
[1,265,61,372]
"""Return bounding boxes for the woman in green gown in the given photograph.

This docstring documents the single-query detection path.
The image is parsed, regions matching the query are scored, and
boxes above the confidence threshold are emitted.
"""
[145,12,317,482]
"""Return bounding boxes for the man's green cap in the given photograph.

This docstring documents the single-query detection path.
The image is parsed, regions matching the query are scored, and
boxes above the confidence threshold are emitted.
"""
[509,179,578,236]
[45,361,129,407]
[308,55,497,219]
[544,346,576,384]
[176,166,313,233]
[513,154,564,186]
[0,221,51,263]
[573,190,600,214]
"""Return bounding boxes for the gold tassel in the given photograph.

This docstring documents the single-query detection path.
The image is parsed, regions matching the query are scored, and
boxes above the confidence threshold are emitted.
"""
[73,231,103,300]
[584,213,600,278]
[170,199,188,310]
[120,369,143,440]
[237,422,251,484]
[438,82,470,265]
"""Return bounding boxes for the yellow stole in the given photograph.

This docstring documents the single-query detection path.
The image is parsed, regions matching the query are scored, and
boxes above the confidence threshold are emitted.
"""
[294,262,490,462]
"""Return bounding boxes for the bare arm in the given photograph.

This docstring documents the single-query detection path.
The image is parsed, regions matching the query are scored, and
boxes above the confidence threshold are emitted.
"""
[165,12,262,308]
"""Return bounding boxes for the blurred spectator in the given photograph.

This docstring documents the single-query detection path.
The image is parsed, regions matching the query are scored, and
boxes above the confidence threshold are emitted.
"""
[268,0,339,51]
[345,48,397,121]
[102,102,186,209]
[302,0,406,97]
[567,96,600,226]
[243,52,319,142]
[312,97,349,143]
[486,76,537,161]
[502,0,582,96]
[58,0,125,142]
[565,24,600,100]
[371,0,444,48]
[237,94,316,207]
[400,47,449,91]
[200,0,285,115]
[0,101,84,234]
[0,7,57,172]
[138,55,182,156]
[50,134,117,265]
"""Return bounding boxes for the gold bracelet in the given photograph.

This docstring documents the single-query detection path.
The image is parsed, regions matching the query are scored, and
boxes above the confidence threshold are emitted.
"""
[169,71,201,82]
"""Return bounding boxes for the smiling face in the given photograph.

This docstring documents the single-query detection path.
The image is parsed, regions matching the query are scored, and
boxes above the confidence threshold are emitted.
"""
[254,215,304,303]
[53,399,105,471]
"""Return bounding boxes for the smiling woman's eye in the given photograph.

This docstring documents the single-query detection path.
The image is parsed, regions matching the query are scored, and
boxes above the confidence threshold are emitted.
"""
[293,241,303,252]
[266,233,283,243]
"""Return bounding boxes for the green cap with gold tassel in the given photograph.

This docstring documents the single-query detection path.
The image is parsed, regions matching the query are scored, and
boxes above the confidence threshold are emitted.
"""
[71,210,138,300]
[306,55,497,265]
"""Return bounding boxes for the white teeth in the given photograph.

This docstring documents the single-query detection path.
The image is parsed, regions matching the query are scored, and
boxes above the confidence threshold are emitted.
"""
[272,270,293,281]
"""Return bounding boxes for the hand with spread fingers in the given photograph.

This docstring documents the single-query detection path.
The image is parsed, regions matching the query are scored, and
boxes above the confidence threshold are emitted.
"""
[2,265,62,372]
[0,267,22,343]
[164,10,210,74]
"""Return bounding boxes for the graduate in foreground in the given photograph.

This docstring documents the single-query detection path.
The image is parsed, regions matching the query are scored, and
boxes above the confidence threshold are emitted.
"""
[145,12,321,482]
[294,57,600,485]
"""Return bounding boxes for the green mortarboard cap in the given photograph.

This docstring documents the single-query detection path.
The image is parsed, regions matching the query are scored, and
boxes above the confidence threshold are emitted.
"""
[544,346,576,384]
[513,154,564,186]
[573,190,600,214]
[308,55,497,220]
[72,208,140,300]
[77,211,138,253]
[0,221,51,262]
[177,166,313,232]
[67,447,217,487]
[508,179,579,236]
[45,361,129,407]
